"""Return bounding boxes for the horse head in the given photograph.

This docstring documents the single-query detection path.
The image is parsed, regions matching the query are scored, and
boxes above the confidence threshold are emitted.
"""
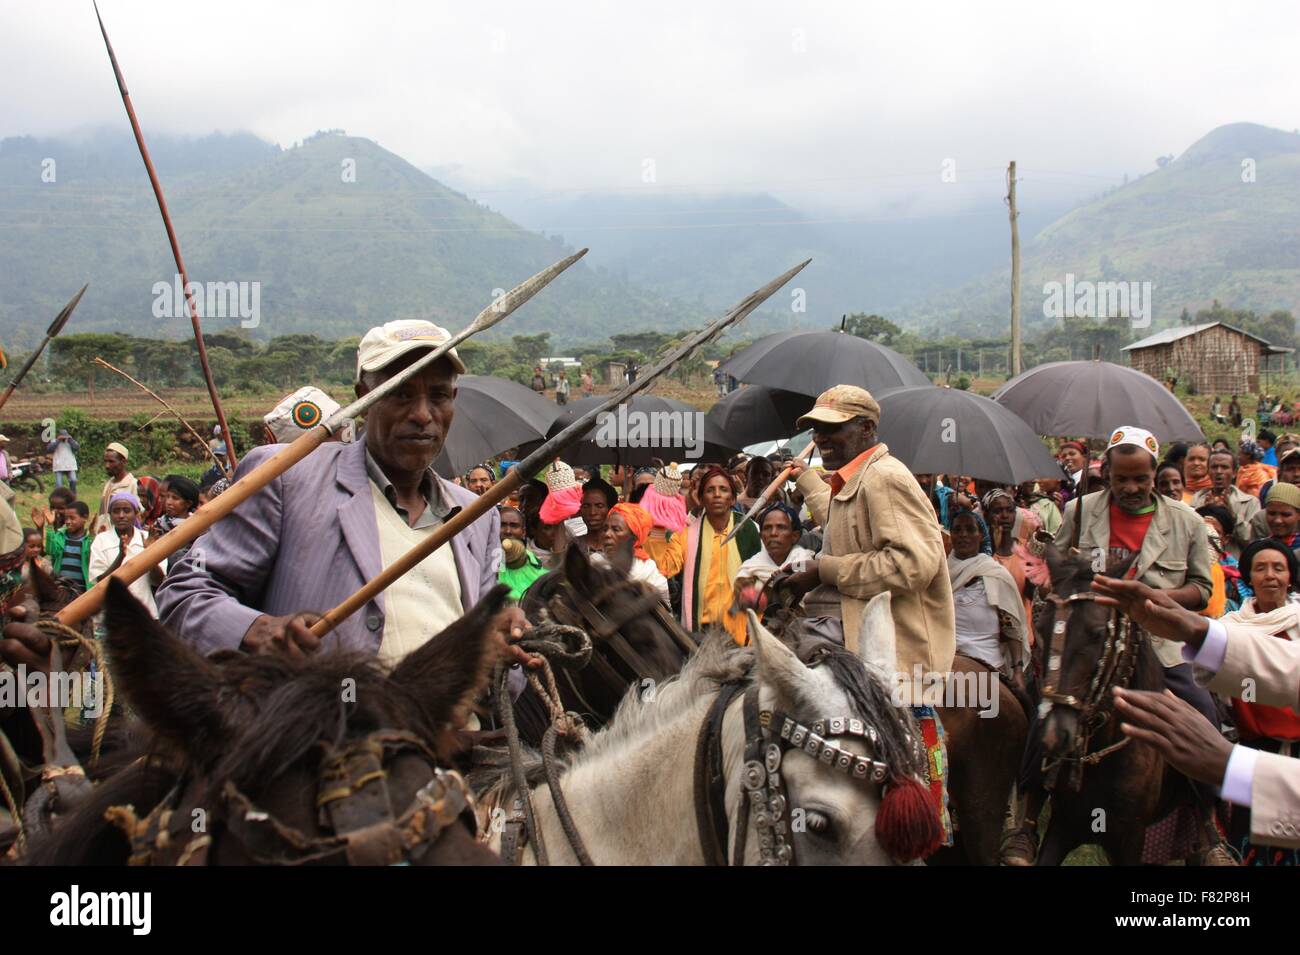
[51,578,511,866]
[743,594,936,865]
[1037,542,1137,760]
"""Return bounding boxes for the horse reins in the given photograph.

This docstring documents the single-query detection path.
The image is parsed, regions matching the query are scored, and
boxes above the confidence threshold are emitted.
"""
[1040,590,1142,792]
[108,729,477,866]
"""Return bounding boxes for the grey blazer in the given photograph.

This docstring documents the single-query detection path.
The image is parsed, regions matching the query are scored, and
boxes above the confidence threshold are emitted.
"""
[156,439,501,657]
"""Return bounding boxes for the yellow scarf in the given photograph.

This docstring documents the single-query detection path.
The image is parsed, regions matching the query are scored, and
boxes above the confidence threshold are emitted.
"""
[696,512,747,645]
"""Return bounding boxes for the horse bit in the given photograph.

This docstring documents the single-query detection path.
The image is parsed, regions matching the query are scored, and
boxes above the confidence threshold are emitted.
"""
[108,729,477,865]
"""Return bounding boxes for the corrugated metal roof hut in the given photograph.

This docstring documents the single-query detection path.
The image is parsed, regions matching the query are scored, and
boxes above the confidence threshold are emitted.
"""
[1121,322,1292,396]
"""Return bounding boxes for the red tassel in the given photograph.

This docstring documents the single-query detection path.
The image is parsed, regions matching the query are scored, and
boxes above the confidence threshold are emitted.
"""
[875,775,942,862]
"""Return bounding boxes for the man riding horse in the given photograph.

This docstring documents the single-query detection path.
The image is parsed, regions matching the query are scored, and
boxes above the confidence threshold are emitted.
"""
[773,385,956,844]
[1002,425,1235,865]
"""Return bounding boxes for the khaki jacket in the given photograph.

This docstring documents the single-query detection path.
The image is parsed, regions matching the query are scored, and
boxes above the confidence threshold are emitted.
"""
[1202,622,1300,849]
[1056,489,1212,667]
[796,443,954,693]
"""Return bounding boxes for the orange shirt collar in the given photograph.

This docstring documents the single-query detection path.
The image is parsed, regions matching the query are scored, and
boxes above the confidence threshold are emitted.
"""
[829,444,885,495]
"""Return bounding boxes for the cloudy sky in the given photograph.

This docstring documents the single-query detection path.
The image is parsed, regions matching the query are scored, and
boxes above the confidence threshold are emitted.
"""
[3,1,1297,215]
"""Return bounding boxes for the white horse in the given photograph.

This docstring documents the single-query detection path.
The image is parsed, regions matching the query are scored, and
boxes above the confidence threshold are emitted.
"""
[476,593,932,865]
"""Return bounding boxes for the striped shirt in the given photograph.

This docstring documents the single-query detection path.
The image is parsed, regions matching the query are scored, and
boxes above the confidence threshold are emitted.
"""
[60,533,86,586]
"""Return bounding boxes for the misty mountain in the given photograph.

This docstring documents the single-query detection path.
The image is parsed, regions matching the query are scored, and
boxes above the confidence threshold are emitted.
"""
[440,185,1070,325]
[910,123,1300,339]
[0,130,691,350]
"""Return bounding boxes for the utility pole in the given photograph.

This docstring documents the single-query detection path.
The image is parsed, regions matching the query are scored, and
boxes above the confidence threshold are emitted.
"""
[1007,161,1022,376]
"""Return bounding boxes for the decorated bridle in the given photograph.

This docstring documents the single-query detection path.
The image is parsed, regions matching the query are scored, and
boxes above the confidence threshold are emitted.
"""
[694,682,910,867]
[108,729,476,866]
[1039,589,1142,792]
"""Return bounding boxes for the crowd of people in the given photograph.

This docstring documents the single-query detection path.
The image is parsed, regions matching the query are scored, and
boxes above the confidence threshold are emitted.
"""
[3,314,1299,867]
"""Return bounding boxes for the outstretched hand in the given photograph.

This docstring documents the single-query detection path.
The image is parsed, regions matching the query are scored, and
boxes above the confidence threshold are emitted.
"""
[1114,687,1232,786]
[1090,575,1208,647]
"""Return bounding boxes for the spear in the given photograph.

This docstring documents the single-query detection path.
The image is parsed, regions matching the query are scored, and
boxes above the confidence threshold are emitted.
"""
[309,259,811,638]
[56,250,587,628]
[722,438,815,545]
[93,1,236,474]
[0,284,87,413]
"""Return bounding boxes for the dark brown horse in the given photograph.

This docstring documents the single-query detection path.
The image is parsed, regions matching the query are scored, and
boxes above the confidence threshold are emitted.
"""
[931,655,1030,865]
[24,578,508,865]
[513,543,689,744]
[1031,545,1178,865]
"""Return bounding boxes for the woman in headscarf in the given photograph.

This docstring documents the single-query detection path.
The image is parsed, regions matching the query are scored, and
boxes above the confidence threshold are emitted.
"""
[136,475,164,530]
[88,491,166,618]
[1218,539,1300,865]
[1264,482,1300,555]
[599,502,669,607]
[980,488,1035,635]
[947,509,1029,686]
[645,465,761,644]
[736,502,817,584]
[1236,440,1276,499]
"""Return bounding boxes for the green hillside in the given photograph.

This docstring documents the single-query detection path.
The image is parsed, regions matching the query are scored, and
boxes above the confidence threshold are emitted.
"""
[0,130,691,349]
[908,123,1300,338]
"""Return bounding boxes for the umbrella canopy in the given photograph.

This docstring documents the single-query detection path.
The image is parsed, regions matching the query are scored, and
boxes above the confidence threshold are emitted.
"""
[991,360,1204,444]
[705,384,811,448]
[718,330,930,398]
[544,394,740,466]
[875,386,1062,484]
[433,375,565,478]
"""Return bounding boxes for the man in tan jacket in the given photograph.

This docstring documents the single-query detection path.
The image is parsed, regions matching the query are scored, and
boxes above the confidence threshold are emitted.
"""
[779,385,955,692]
[1097,576,1300,850]
[777,385,955,843]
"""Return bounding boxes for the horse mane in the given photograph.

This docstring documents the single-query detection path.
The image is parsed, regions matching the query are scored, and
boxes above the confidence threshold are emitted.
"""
[200,650,449,803]
[810,643,928,782]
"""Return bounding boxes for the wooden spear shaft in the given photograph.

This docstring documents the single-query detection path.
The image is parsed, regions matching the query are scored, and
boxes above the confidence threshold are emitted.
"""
[55,250,587,627]
[91,357,227,473]
[310,259,812,637]
[94,2,235,474]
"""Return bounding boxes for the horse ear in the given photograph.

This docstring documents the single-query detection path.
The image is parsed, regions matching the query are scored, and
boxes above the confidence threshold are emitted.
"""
[747,610,818,706]
[855,591,897,681]
[563,540,594,589]
[1042,541,1069,590]
[390,583,510,729]
[102,577,228,754]
[27,557,65,609]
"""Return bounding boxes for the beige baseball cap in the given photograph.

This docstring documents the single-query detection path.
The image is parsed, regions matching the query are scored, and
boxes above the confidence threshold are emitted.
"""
[355,319,466,382]
[796,385,881,429]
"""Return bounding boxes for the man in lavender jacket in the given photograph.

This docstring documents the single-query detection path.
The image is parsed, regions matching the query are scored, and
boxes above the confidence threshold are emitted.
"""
[156,320,514,660]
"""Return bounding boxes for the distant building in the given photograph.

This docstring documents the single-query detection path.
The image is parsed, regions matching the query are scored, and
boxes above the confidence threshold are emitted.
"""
[1121,322,1292,395]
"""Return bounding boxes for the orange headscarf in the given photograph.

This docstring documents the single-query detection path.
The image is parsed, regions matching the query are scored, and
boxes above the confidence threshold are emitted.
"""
[608,503,652,559]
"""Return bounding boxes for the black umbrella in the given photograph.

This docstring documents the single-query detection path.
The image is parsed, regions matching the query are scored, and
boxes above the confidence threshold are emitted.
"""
[875,386,1062,484]
[718,330,930,398]
[544,394,741,466]
[991,360,1204,444]
[705,384,811,448]
[433,375,565,478]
